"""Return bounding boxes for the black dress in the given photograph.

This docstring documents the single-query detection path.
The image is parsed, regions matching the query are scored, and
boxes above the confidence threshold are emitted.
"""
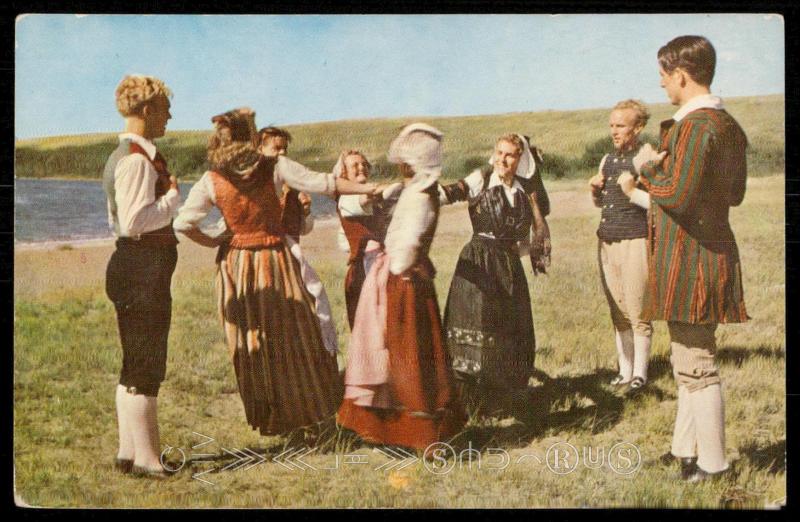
[441,171,535,394]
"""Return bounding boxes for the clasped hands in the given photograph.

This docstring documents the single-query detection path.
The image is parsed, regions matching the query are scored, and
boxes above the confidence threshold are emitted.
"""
[588,144,666,197]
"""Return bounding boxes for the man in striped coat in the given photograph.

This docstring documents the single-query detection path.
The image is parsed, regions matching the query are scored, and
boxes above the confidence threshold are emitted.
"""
[632,35,748,482]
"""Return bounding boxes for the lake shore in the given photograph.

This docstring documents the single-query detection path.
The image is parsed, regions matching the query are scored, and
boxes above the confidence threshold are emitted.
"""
[13,185,599,298]
[16,177,781,299]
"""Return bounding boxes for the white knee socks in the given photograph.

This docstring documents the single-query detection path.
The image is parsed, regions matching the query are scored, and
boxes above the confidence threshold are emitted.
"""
[115,384,135,461]
[615,329,635,382]
[632,333,651,382]
[127,392,163,471]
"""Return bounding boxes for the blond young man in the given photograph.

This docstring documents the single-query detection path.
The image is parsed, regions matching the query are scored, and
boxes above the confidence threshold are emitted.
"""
[589,100,653,393]
[104,75,179,478]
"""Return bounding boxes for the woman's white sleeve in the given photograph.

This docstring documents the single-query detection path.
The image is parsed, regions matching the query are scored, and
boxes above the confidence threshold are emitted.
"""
[463,169,485,197]
[275,156,336,196]
[173,173,216,233]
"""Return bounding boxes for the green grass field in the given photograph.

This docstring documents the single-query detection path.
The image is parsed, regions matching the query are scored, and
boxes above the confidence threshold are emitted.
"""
[15,94,784,182]
[14,98,785,508]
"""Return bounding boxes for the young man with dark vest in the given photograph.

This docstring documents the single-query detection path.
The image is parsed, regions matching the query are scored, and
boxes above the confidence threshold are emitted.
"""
[104,75,180,478]
[589,99,653,393]
[627,36,748,482]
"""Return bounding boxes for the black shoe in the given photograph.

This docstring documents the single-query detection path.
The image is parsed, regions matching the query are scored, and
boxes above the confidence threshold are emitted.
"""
[679,457,699,480]
[114,458,134,474]
[131,464,173,479]
[629,377,646,389]
[624,377,647,396]
[686,466,728,483]
[659,452,698,479]
[609,374,629,386]
[658,451,676,465]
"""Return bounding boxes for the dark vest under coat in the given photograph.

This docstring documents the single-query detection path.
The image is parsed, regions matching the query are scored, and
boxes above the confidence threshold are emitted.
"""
[596,149,648,242]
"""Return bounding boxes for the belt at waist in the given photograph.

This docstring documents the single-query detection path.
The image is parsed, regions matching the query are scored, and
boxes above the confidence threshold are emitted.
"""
[117,224,178,247]
[472,233,518,252]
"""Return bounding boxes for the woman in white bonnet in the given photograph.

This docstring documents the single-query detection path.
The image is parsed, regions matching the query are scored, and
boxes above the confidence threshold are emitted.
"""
[439,133,549,414]
[337,123,465,450]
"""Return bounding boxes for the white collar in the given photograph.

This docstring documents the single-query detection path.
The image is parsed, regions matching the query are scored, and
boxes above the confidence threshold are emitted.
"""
[673,94,724,122]
[119,133,157,160]
[488,171,523,193]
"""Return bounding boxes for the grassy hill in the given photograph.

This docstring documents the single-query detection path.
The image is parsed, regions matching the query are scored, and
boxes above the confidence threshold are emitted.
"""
[15,94,784,181]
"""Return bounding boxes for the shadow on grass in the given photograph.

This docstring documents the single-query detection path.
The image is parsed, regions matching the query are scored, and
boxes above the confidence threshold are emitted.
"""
[740,439,786,474]
[644,343,784,383]
[449,364,630,451]
[187,343,786,471]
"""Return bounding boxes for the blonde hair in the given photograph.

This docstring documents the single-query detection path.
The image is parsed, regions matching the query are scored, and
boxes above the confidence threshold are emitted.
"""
[115,75,173,117]
[343,150,371,170]
[496,134,524,155]
[612,99,651,128]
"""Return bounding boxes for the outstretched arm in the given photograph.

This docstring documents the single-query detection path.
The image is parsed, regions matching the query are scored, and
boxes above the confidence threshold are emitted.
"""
[277,156,377,196]
[438,169,484,205]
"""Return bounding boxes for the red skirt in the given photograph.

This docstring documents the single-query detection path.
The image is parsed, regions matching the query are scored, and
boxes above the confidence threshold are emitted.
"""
[337,271,465,449]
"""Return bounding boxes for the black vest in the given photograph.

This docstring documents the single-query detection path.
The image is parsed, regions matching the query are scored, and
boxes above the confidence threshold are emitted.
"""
[596,150,648,242]
[468,173,533,245]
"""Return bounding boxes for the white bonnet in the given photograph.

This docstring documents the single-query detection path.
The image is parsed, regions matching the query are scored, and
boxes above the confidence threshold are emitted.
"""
[388,123,444,189]
[489,133,537,180]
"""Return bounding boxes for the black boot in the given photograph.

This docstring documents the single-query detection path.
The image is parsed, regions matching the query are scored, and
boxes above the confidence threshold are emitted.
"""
[679,457,699,480]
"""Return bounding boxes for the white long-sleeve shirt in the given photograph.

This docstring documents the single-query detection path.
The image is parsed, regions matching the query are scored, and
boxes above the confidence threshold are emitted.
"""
[174,156,336,234]
[109,133,180,237]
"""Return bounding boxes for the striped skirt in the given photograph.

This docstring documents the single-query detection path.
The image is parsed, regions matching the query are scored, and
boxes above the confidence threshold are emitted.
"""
[216,243,342,435]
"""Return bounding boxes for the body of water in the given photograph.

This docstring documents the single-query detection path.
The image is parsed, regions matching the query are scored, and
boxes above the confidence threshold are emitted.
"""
[15,178,338,244]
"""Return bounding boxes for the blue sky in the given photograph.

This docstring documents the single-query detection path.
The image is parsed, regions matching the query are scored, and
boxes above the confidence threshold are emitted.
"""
[15,14,784,139]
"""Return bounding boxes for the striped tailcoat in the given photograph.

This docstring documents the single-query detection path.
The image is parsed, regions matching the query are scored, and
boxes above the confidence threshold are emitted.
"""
[639,107,748,324]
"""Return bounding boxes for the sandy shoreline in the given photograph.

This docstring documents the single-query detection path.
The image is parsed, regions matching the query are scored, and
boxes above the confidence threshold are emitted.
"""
[13,189,595,300]
[13,214,343,252]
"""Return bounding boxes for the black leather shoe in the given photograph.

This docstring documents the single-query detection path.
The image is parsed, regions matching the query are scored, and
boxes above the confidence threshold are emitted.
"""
[658,451,676,465]
[679,457,699,480]
[624,377,647,396]
[629,377,646,389]
[609,374,629,386]
[114,458,134,474]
